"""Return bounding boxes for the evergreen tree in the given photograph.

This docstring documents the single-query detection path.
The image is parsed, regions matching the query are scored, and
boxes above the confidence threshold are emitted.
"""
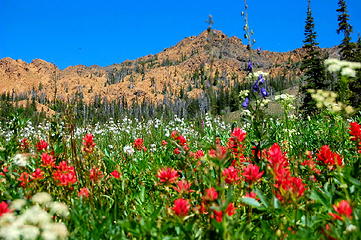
[348,36,361,109]
[300,0,326,114]
[336,0,353,60]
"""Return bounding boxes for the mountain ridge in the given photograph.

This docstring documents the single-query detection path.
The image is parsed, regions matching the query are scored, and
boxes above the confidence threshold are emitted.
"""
[0,29,337,106]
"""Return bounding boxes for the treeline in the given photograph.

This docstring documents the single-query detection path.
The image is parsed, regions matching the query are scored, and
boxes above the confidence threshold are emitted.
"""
[301,0,361,113]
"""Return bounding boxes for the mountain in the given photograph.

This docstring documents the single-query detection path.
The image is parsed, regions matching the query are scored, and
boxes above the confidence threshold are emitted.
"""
[0,30,334,107]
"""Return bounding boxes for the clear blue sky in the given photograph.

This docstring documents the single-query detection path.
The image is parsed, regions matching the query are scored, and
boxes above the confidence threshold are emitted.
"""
[1,0,360,69]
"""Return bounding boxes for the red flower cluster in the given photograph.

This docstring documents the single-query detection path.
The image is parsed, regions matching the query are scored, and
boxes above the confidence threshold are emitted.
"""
[172,198,190,216]
[211,210,223,222]
[82,134,96,153]
[173,180,193,194]
[0,201,11,217]
[328,200,352,220]
[18,172,31,187]
[156,167,179,184]
[78,187,90,198]
[349,122,361,153]
[227,128,247,165]
[266,143,306,202]
[210,203,236,222]
[208,146,228,161]
[32,168,44,180]
[41,153,56,168]
[36,139,48,152]
[266,143,289,172]
[110,170,121,179]
[222,166,241,184]
[316,145,343,170]
[189,150,205,159]
[242,164,264,184]
[134,138,147,151]
[89,167,104,182]
[301,151,321,175]
[19,138,30,151]
[171,131,189,152]
[203,187,218,201]
[0,166,8,178]
[53,161,77,186]
[173,148,181,154]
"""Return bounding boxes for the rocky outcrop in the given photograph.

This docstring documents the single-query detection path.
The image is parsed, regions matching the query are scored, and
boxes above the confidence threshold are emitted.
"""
[0,30,336,106]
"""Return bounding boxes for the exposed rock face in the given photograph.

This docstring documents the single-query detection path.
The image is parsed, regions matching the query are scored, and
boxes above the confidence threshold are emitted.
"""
[0,30,335,106]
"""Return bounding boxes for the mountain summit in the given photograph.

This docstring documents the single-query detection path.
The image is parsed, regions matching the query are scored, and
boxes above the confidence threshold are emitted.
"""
[1,30,308,105]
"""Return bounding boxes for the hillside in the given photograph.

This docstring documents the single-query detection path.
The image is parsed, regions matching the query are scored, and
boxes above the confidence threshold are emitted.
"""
[0,30,335,108]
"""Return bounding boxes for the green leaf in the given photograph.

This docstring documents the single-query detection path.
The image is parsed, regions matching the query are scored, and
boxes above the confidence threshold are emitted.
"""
[349,177,361,186]
[310,190,328,206]
[273,196,280,209]
[254,188,269,209]
[241,197,261,208]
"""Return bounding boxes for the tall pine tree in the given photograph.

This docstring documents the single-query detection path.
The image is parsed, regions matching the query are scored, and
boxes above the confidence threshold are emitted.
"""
[300,0,326,114]
[336,0,353,60]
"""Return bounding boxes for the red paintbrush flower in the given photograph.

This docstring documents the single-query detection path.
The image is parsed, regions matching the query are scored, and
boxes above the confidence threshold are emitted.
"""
[222,166,241,184]
[316,145,343,169]
[110,170,121,179]
[173,180,193,194]
[242,164,264,184]
[172,198,190,216]
[226,202,236,216]
[203,187,218,201]
[36,139,48,152]
[83,133,96,153]
[78,187,90,198]
[329,200,352,220]
[156,167,179,184]
[0,202,11,217]
[41,153,55,168]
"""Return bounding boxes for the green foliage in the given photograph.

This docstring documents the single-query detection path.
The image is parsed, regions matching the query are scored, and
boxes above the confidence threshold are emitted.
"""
[337,0,353,61]
[300,0,327,115]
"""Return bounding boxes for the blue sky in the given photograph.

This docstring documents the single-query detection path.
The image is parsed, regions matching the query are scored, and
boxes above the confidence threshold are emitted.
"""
[1,0,360,69]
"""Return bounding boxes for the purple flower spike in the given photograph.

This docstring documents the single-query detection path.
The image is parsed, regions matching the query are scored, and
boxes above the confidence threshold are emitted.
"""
[258,74,265,85]
[247,61,253,72]
[242,97,250,108]
[260,87,268,97]
[252,81,259,92]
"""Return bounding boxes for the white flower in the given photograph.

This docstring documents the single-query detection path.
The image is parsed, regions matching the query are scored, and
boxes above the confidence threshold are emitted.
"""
[0,225,21,240]
[20,225,39,240]
[12,153,29,167]
[348,62,361,69]
[341,67,356,78]
[48,202,69,217]
[325,58,340,66]
[10,199,27,210]
[43,223,68,239]
[41,231,57,240]
[246,71,269,80]
[22,205,51,226]
[0,212,16,225]
[239,90,249,98]
[32,192,52,205]
[346,224,357,233]
[123,145,135,156]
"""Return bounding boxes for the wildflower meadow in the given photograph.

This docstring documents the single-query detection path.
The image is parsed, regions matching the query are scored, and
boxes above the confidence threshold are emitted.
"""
[1,0,361,239]
[0,101,361,239]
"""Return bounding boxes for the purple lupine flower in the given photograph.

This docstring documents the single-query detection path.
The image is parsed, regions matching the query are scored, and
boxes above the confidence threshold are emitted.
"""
[260,87,268,97]
[247,60,253,72]
[242,97,250,108]
[252,80,259,92]
[258,74,265,85]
